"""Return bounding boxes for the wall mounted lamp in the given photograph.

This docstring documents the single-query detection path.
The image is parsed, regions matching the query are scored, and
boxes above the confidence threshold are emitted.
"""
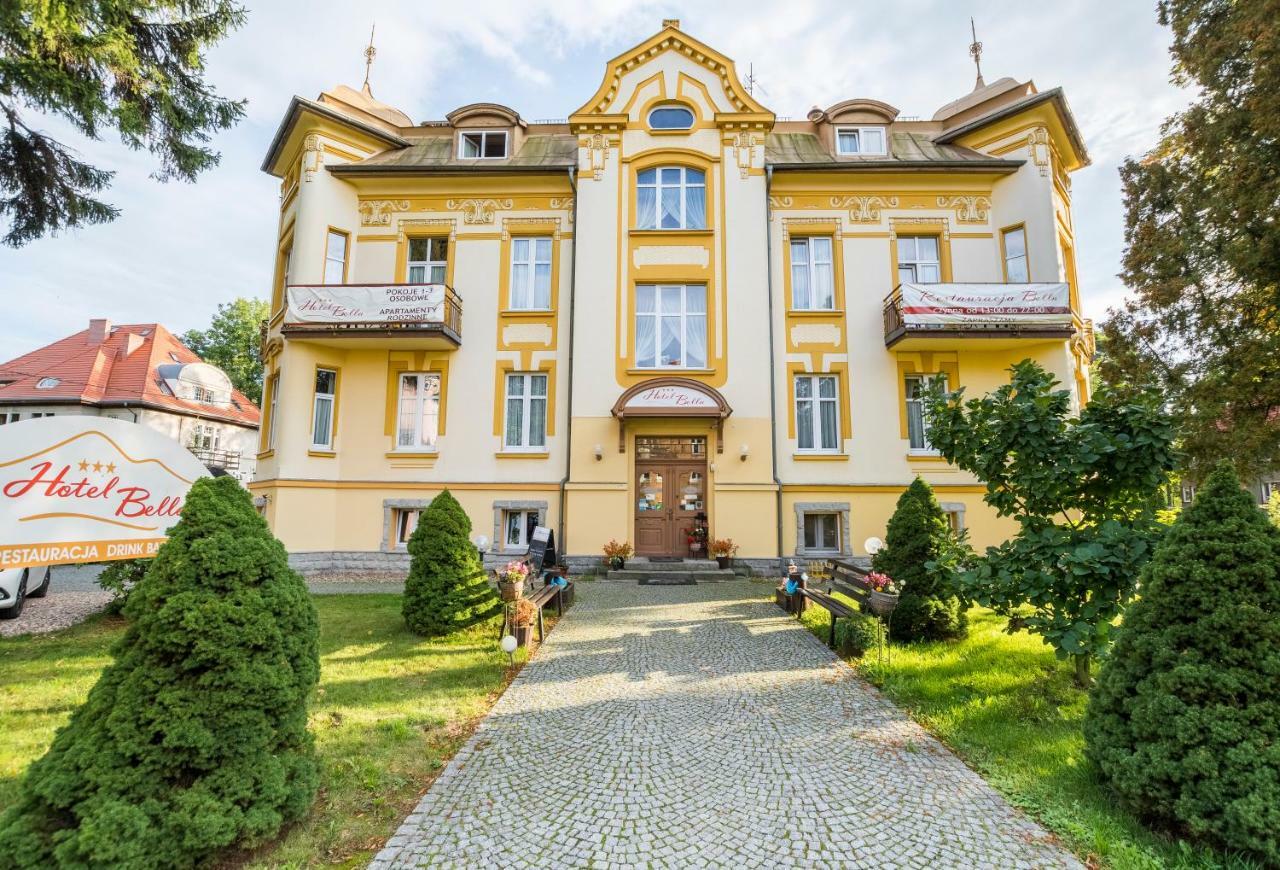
[593,443,603,461]
[739,443,749,461]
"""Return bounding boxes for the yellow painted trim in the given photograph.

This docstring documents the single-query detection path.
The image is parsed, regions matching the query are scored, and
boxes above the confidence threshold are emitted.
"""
[259,369,280,453]
[307,450,336,459]
[495,451,551,459]
[394,226,456,286]
[255,450,275,460]
[258,478,561,491]
[785,364,852,443]
[496,219,562,354]
[781,223,848,357]
[889,221,953,284]
[905,453,948,462]
[781,483,988,493]
[322,226,351,284]
[384,451,438,459]
[621,146,721,165]
[492,362,557,439]
[383,353,451,443]
[895,352,960,441]
[793,453,850,461]
[310,363,341,448]
[998,222,1028,283]
[271,227,295,318]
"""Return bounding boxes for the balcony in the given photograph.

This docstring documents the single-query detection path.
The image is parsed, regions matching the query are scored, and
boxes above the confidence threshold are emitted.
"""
[883,282,1076,350]
[190,446,241,472]
[281,283,462,349]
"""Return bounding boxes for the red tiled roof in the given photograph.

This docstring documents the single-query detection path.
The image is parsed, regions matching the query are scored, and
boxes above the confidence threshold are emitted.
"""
[0,321,260,427]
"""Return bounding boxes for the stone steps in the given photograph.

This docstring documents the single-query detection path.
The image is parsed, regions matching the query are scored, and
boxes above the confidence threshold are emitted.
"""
[603,567,739,583]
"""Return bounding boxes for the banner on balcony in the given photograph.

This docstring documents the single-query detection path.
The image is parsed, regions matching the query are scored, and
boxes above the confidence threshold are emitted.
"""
[900,283,1072,325]
[286,284,446,324]
[0,416,209,570]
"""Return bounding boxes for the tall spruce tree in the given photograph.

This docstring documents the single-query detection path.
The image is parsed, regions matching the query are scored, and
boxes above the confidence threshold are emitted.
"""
[0,1,246,245]
[402,490,501,637]
[1085,462,1280,862]
[0,475,319,868]
[872,477,967,642]
[1100,0,1280,480]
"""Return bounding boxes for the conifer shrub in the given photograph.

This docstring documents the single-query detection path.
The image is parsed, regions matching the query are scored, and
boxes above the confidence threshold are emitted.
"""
[834,612,880,658]
[1084,462,1280,863]
[872,477,967,642]
[402,489,501,637]
[0,475,320,868]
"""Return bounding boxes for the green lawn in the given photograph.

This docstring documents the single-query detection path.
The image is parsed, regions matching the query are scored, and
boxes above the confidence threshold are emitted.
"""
[0,594,521,869]
[798,601,1260,870]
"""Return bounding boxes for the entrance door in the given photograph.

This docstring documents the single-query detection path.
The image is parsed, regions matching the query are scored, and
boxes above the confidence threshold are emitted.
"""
[634,437,707,557]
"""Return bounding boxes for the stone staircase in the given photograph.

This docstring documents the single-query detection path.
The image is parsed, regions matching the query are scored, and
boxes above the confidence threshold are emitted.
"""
[603,558,739,584]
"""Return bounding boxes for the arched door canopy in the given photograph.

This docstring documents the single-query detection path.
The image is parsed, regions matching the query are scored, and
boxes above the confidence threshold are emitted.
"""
[610,377,732,452]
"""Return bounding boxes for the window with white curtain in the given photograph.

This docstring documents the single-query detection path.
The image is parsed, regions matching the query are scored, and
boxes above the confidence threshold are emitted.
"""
[1003,226,1029,283]
[396,372,441,450]
[795,374,840,452]
[897,235,941,284]
[905,373,947,452]
[636,166,706,230]
[504,372,548,450]
[323,230,348,284]
[407,237,447,284]
[312,368,336,449]
[790,237,835,310]
[635,284,707,368]
[509,237,552,310]
[835,126,887,155]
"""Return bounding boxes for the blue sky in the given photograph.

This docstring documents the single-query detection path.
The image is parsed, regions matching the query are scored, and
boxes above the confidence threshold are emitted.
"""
[0,0,1188,358]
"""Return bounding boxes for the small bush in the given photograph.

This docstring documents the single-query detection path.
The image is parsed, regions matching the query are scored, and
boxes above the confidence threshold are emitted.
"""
[1084,462,1280,863]
[834,612,881,658]
[94,557,148,614]
[402,490,501,637]
[0,475,320,868]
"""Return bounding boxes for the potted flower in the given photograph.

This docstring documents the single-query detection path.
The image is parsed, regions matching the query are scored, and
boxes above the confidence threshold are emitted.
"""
[602,539,633,571]
[863,571,900,617]
[710,538,738,569]
[511,598,537,647]
[496,559,529,601]
[686,524,708,554]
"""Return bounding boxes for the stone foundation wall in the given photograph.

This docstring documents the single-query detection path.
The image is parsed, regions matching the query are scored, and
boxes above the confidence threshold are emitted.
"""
[287,550,795,578]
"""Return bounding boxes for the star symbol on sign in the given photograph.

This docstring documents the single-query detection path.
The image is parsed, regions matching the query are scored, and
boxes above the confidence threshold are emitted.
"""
[78,460,89,472]
[105,462,117,474]
[92,461,103,473]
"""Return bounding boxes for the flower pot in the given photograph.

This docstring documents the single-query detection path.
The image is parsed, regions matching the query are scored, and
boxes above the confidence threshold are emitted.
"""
[865,590,898,617]
[689,542,703,553]
[498,578,525,601]
[609,557,625,571]
[715,556,731,569]
[513,623,533,647]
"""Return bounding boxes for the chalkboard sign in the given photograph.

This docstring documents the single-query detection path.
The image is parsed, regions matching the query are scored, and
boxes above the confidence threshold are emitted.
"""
[527,526,556,575]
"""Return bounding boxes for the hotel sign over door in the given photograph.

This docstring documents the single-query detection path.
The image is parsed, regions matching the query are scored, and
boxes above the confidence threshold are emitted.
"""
[611,378,733,452]
[286,284,447,324]
[623,385,717,410]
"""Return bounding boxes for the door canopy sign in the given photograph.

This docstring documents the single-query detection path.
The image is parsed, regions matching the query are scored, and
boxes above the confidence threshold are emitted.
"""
[899,282,1072,326]
[285,284,446,324]
[611,378,732,453]
[0,416,209,570]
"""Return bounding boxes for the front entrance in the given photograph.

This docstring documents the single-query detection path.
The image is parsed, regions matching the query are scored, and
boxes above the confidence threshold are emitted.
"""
[634,436,707,557]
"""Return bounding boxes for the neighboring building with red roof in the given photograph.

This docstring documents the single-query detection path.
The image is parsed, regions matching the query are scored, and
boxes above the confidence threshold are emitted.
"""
[0,319,261,482]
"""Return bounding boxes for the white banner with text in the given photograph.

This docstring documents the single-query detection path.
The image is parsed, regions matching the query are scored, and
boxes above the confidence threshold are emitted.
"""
[900,283,1072,326]
[286,284,447,324]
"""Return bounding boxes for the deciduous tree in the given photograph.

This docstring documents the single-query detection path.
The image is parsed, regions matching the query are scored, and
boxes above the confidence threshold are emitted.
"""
[182,296,268,403]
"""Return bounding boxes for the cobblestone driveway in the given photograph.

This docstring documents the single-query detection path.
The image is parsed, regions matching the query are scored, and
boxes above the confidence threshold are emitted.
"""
[373,581,1080,869]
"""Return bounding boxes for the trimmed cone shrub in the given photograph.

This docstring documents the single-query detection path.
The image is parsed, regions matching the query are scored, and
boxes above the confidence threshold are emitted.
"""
[0,475,319,869]
[402,489,501,636]
[1084,462,1280,863]
[872,477,967,642]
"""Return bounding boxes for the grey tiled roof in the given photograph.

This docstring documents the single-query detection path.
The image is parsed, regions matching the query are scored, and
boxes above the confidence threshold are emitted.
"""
[332,134,577,173]
[765,131,1022,170]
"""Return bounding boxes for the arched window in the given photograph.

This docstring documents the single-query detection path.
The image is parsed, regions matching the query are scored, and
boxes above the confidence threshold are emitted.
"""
[648,105,695,130]
[637,166,706,230]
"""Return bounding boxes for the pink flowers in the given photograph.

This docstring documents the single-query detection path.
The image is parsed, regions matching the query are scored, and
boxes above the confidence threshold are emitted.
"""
[866,571,899,594]
[501,560,530,582]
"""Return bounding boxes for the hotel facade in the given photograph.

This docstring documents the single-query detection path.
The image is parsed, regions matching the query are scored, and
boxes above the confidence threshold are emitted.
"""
[253,21,1094,571]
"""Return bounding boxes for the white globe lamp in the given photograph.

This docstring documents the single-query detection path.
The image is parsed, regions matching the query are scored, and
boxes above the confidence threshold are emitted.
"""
[865,536,884,555]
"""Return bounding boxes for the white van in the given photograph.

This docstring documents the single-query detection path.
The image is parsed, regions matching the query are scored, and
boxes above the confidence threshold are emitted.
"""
[0,566,51,619]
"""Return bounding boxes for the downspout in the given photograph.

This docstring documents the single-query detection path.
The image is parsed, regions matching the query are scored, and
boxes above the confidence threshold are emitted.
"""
[557,166,578,558]
[764,165,784,568]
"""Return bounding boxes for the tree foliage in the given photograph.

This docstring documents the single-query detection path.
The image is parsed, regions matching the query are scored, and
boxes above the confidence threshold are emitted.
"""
[402,490,501,637]
[1099,0,1280,481]
[0,1,246,246]
[182,297,269,403]
[872,477,967,642]
[0,475,319,868]
[1085,462,1280,863]
[924,360,1178,684]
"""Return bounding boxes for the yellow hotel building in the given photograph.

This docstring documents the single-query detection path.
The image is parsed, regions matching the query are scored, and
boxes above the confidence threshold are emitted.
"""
[253,21,1094,572]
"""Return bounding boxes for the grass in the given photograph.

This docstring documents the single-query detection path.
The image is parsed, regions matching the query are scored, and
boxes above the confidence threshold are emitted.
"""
[798,601,1261,870]
[0,594,524,869]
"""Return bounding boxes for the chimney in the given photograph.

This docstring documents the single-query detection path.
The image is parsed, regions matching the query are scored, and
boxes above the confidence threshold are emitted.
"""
[87,318,111,346]
[662,18,680,29]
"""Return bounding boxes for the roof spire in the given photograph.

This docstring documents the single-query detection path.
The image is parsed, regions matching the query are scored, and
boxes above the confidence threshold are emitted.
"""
[362,23,377,94]
[968,17,985,90]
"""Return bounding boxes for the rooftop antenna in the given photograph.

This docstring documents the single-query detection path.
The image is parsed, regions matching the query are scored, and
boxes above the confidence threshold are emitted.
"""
[968,17,985,89]
[362,23,377,92]
[745,62,768,98]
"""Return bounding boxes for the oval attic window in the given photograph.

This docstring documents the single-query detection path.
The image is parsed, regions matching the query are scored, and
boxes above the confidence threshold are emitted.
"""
[648,105,695,130]
[36,377,60,389]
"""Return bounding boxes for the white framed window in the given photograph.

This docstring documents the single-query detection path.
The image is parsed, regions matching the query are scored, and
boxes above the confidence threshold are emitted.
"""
[905,373,948,452]
[191,423,219,451]
[509,237,552,310]
[795,374,840,452]
[35,377,59,389]
[395,509,421,548]
[503,509,540,549]
[835,126,887,156]
[407,237,447,284]
[324,229,348,284]
[635,284,707,369]
[897,235,941,284]
[396,372,441,450]
[312,368,336,449]
[803,513,841,552]
[636,166,706,230]
[459,130,508,158]
[504,372,548,450]
[1262,481,1279,504]
[648,105,695,130]
[1003,226,1029,283]
[790,237,835,310]
[1181,483,1196,503]
[0,412,20,425]
[266,371,280,449]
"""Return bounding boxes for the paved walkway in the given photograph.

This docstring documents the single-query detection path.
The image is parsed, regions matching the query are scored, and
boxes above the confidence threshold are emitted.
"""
[373,581,1080,869]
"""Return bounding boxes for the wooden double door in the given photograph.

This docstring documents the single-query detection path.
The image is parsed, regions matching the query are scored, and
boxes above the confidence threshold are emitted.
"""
[634,457,707,557]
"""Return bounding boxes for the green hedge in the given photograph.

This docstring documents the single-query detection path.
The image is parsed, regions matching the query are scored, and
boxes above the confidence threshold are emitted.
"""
[834,612,881,658]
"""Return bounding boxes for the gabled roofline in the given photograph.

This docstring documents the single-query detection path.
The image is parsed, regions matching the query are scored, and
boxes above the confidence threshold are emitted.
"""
[934,88,1090,168]
[766,158,1024,174]
[327,163,573,178]
[260,96,410,175]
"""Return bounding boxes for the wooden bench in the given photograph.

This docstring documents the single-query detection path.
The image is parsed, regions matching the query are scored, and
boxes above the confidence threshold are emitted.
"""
[798,585,859,648]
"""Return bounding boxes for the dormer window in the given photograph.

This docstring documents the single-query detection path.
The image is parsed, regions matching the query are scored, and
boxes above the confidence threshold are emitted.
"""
[648,105,694,130]
[836,126,887,156]
[35,377,60,389]
[459,131,508,159]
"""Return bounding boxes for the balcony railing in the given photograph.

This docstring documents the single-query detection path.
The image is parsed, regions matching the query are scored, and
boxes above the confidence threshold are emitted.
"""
[281,283,462,346]
[883,282,1076,347]
[190,446,241,471]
